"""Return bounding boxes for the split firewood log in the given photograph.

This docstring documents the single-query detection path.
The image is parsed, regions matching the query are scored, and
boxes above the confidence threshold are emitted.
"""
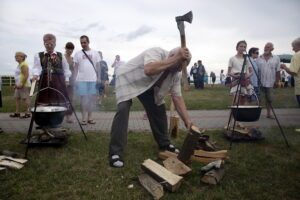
[138,174,164,200]
[141,159,183,192]
[0,160,24,170]
[163,157,191,176]
[177,125,204,163]
[201,168,225,185]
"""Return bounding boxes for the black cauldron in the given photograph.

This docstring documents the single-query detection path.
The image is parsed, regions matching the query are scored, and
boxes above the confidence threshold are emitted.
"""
[31,106,67,127]
[231,105,262,122]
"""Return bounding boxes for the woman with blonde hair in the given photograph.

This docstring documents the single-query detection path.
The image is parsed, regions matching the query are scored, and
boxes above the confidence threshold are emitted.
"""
[10,52,31,118]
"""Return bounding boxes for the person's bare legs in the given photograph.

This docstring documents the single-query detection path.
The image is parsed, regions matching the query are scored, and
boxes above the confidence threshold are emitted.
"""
[24,98,30,115]
[87,94,96,122]
[15,98,21,114]
[80,95,88,122]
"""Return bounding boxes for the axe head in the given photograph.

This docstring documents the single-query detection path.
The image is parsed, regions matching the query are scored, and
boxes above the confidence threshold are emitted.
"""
[175,11,193,24]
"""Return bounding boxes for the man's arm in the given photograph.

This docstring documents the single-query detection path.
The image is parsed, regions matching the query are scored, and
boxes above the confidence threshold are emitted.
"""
[96,61,101,83]
[171,95,193,129]
[280,64,297,76]
[73,62,79,85]
[144,48,190,76]
[32,54,42,81]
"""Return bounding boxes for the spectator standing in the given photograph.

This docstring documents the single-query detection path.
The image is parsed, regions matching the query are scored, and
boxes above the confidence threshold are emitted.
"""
[98,51,109,105]
[64,42,75,123]
[210,71,216,87]
[111,55,125,86]
[190,62,198,88]
[197,60,206,89]
[73,35,101,125]
[10,52,31,118]
[248,47,260,102]
[280,37,300,108]
[220,69,225,85]
[256,42,281,119]
[227,40,253,128]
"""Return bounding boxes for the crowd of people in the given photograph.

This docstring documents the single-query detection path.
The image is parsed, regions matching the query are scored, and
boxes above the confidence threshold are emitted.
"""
[2,33,299,168]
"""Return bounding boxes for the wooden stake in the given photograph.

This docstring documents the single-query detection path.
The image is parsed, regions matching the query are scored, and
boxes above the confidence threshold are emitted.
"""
[138,174,164,200]
[168,100,179,138]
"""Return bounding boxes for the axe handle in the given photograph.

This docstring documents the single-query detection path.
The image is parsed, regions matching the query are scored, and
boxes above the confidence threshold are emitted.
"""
[180,35,189,90]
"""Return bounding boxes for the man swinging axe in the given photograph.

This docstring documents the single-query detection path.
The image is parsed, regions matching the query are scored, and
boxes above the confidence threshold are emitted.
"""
[107,12,198,168]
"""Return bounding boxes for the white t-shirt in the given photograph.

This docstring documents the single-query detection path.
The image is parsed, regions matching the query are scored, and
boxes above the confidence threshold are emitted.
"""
[228,56,252,74]
[74,49,101,82]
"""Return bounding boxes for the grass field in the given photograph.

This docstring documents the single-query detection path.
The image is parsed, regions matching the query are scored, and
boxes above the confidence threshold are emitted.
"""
[0,84,297,113]
[0,128,299,200]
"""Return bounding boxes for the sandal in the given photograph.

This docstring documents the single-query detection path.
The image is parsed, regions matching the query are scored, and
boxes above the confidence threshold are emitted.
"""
[9,113,20,118]
[109,155,124,168]
[20,113,31,118]
[88,119,96,124]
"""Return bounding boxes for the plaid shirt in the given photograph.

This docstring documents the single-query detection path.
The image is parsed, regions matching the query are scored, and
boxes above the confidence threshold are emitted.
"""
[115,47,182,105]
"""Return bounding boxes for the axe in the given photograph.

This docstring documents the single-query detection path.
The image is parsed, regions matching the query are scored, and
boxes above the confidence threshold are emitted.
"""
[176,11,193,91]
[168,11,193,137]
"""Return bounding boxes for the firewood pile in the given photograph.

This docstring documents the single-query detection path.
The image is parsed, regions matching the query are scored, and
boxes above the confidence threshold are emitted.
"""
[138,126,229,199]
[0,150,28,173]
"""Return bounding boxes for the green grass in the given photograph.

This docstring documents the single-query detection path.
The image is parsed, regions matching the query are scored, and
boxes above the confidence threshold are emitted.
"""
[1,128,299,200]
[0,85,297,113]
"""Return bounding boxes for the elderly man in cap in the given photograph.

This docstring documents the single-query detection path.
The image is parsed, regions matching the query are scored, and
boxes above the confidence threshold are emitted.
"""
[108,46,197,168]
[32,33,71,108]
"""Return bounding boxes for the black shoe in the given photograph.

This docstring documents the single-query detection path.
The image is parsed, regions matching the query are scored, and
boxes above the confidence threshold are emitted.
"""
[161,144,180,153]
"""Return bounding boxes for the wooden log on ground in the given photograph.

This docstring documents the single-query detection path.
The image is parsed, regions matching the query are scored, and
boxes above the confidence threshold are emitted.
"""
[177,125,203,163]
[0,150,24,158]
[0,167,6,174]
[0,156,28,164]
[138,174,164,200]
[0,160,24,170]
[158,151,178,160]
[193,150,228,159]
[163,157,192,176]
[191,156,223,163]
[201,168,225,185]
[141,159,183,192]
[200,160,223,172]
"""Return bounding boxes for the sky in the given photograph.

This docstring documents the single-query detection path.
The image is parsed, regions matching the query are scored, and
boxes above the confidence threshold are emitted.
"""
[0,0,299,78]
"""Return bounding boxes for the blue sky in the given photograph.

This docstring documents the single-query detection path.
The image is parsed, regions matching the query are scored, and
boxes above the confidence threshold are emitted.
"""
[0,0,299,77]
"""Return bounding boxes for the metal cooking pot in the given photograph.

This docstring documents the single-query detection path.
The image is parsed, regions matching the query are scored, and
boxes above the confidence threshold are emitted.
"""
[231,105,262,122]
[31,106,67,127]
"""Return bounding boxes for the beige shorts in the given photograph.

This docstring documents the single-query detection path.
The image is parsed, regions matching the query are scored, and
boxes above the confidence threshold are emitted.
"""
[14,87,30,99]
[260,87,273,102]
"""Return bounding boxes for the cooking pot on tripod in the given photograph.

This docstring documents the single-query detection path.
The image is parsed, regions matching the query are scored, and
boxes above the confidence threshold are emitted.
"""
[31,106,67,127]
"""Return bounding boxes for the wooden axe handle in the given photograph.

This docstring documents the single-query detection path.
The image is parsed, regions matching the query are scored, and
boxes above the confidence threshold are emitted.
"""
[180,35,189,91]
